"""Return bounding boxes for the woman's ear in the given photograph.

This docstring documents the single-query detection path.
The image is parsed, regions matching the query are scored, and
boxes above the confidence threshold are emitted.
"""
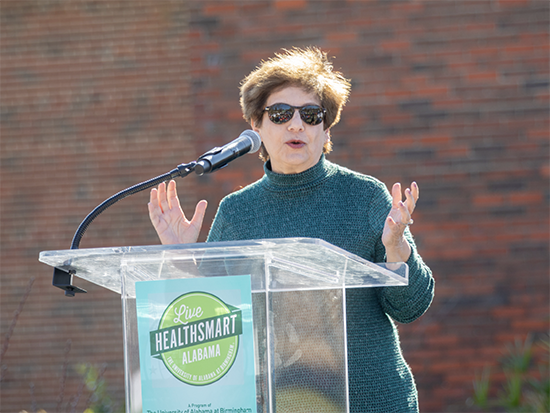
[325,129,331,141]
[251,120,260,133]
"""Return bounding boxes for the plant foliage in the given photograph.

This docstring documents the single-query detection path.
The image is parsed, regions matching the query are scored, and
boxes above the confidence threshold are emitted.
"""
[470,334,550,413]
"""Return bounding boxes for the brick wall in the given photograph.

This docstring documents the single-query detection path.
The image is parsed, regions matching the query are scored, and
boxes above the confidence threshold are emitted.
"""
[1,1,195,411]
[1,1,548,412]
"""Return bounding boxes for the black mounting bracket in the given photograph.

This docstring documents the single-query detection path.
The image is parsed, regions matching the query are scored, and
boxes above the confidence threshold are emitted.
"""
[52,266,87,297]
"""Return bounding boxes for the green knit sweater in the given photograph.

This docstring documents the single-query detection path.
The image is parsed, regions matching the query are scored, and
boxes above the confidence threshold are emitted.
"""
[207,156,434,412]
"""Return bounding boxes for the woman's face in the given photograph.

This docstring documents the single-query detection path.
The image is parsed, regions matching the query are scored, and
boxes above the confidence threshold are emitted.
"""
[252,86,329,175]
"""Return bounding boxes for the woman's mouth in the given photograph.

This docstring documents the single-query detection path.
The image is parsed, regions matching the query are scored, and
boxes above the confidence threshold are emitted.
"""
[286,140,305,149]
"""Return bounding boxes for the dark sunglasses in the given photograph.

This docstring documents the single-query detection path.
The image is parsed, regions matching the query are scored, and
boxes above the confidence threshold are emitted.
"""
[264,103,326,126]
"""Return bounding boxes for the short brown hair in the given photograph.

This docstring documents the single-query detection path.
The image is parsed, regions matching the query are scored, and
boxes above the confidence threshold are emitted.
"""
[240,47,351,160]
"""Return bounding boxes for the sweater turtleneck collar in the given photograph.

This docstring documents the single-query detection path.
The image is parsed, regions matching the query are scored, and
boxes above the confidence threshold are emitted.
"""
[261,155,334,192]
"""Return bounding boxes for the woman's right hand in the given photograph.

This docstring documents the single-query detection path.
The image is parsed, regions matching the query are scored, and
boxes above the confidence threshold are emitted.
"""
[148,180,207,245]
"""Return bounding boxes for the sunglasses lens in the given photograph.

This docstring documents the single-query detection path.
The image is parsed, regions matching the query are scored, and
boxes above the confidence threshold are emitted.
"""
[299,106,324,125]
[266,104,325,125]
[267,104,294,124]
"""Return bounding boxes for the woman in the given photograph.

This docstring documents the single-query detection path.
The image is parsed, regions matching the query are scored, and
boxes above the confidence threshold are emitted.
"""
[149,47,434,412]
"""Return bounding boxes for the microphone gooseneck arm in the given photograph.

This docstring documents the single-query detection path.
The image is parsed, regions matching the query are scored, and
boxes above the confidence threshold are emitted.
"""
[55,130,261,296]
[70,161,196,250]
[70,131,260,249]
[54,161,196,296]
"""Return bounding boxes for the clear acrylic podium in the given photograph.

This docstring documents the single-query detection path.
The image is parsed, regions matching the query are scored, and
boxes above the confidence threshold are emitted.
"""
[40,238,408,413]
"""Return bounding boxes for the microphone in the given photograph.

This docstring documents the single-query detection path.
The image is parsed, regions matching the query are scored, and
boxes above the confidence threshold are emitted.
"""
[194,130,262,175]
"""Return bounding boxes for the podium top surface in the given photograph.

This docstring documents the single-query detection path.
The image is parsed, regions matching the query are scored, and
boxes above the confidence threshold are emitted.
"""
[40,238,407,295]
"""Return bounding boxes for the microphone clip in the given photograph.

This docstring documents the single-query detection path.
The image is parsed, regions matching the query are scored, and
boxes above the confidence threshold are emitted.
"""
[195,147,225,175]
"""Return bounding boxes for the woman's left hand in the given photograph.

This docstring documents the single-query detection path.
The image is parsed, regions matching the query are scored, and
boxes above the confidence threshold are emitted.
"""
[382,182,419,263]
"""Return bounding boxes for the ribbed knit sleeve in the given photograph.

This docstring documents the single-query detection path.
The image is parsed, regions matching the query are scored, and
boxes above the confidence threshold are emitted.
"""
[367,180,435,324]
[376,237,435,324]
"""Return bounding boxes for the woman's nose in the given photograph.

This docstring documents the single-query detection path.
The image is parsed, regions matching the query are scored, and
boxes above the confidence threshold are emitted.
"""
[287,109,305,130]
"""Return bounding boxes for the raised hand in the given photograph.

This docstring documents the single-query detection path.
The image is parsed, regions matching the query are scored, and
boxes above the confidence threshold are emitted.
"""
[148,180,207,245]
[382,182,419,262]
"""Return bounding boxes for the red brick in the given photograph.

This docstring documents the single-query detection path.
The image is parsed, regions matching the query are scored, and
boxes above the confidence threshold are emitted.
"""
[508,191,544,205]
[326,32,357,43]
[473,194,505,206]
[390,2,424,13]
[380,39,411,52]
[504,44,537,56]
[203,4,237,15]
[497,0,531,8]
[541,164,550,177]
[274,0,307,11]
[466,70,499,83]
[383,88,414,99]
[381,111,413,123]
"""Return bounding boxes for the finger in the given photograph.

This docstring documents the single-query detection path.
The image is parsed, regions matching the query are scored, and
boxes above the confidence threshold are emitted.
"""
[404,187,416,214]
[166,180,178,210]
[148,189,159,219]
[149,185,164,214]
[190,200,208,231]
[399,200,411,220]
[149,187,158,206]
[391,183,402,208]
[158,182,170,213]
[411,181,419,201]
[148,188,165,224]
[405,181,420,214]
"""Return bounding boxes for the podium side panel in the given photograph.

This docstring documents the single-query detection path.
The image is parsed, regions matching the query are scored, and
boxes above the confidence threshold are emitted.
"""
[121,265,142,413]
[252,292,268,412]
[268,288,348,412]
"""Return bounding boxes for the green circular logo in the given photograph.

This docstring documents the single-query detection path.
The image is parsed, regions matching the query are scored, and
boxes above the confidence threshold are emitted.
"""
[151,292,241,386]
